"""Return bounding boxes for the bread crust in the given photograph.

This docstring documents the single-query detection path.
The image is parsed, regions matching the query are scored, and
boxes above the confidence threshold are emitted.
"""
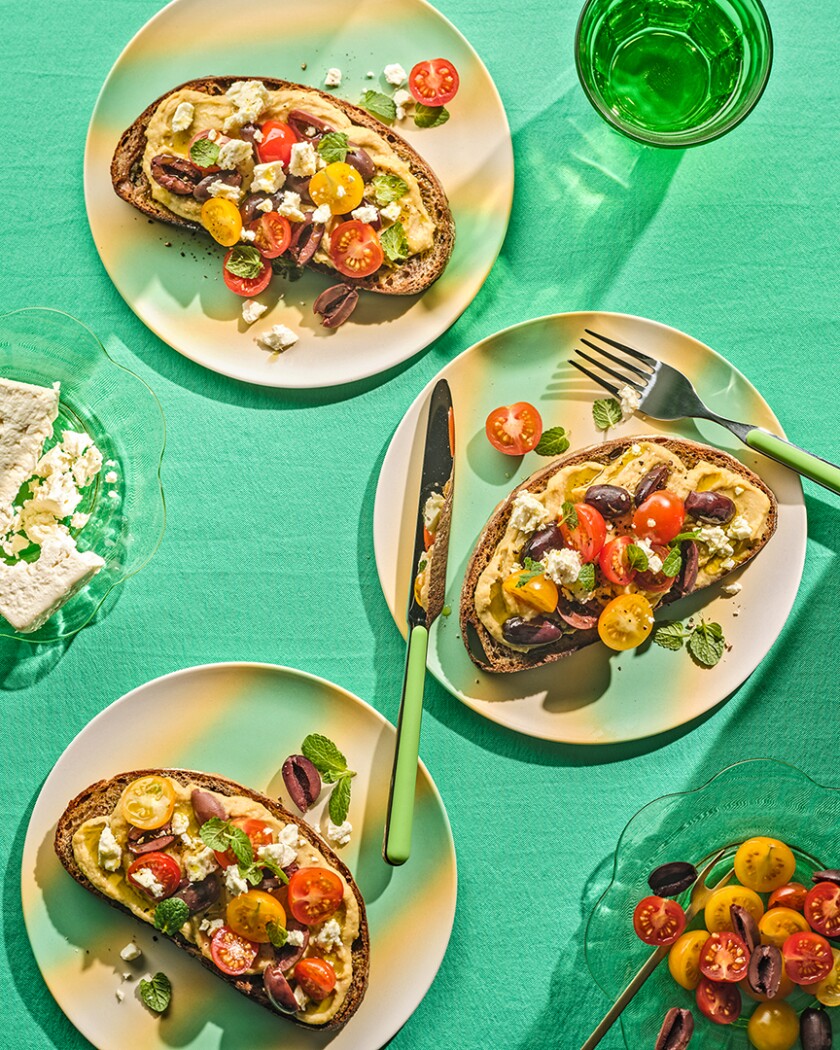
[54,768,369,1030]
[111,76,455,295]
[460,436,778,673]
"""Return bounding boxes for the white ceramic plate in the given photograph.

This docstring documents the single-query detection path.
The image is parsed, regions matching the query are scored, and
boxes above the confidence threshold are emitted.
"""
[22,663,457,1048]
[373,312,806,743]
[85,0,513,388]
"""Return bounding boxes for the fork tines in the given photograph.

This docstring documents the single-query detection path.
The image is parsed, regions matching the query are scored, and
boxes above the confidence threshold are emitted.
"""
[568,329,656,398]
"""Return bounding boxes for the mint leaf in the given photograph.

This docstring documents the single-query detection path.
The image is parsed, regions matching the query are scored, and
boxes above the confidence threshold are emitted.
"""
[190,139,219,167]
[660,546,682,578]
[515,557,545,588]
[414,104,449,128]
[139,972,171,1014]
[198,818,232,852]
[653,622,689,651]
[688,621,725,667]
[318,132,349,164]
[302,734,348,778]
[360,91,396,124]
[626,543,649,572]
[560,501,579,530]
[154,898,189,936]
[259,854,290,884]
[225,246,264,279]
[593,398,622,431]
[380,222,410,263]
[535,427,570,457]
[227,827,254,867]
[372,173,408,205]
[671,530,702,544]
[240,863,263,886]
[329,774,352,824]
[577,562,596,591]
[266,921,288,948]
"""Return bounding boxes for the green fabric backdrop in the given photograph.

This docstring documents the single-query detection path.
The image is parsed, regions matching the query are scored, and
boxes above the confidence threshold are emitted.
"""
[2,1,838,1047]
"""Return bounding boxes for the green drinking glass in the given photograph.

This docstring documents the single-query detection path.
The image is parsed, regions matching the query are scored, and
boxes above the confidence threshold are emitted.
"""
[575,0,773,147]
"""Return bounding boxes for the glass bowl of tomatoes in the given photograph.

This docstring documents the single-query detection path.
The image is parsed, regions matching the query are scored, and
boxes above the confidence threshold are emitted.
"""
[584,759,840,1048]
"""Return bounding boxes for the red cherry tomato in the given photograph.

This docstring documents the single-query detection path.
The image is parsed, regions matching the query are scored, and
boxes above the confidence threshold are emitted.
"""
[560,503,607,563]
[699,931,751,983]
[247,212,292,258]
[484,402,543,456]
[598,535,636,586]
[633,896,687,946]
[295,957,337,1001]
[287,867,344,925]
[222,249,272,297]
[328,220,384,278]
[634,543,678,593]
[213,818,274,869]
[257,120,299,166]
[633,491,686,544]
[126,851,182,900]
[805,883,840,939]
[210,925,259,975]
[696,977,741,1025]
[408,59,460,107]
[187,129,230,173]
[768,883,809,913]
[782,931,834,985]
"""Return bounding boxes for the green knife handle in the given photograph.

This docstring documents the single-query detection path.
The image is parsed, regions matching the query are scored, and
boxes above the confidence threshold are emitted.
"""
[746,429,840,495]
[383,624,429,867]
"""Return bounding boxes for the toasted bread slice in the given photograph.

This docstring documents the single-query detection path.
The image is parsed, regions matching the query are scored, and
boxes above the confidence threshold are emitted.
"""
[54,768,369,1030]
[111,76,455,295]
[460,436,778,673]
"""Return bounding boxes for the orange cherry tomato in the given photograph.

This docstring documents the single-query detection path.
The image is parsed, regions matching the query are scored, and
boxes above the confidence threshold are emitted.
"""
[120,775,176,831]
[329,220,383,278]
[201,197,243,247]
[287,867,344,925]
[598,594,654,651]
[633,491,686,545]
[484,402,543,456]
[226,890,286,944]
[502,570,558,613]
[294,957,337,1001]
[310,162,365,215]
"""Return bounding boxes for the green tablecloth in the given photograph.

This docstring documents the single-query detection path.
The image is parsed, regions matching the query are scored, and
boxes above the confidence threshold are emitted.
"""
[3,1,838,1047]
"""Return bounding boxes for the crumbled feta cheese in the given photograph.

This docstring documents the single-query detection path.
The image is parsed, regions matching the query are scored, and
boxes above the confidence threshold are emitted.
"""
[542,547,583,586]
[184,847,219,883]
[171,811,189,836]
[366,71,375,79]
[728,515,752,541]
[251,161,286,195]
[288,141,318,178]
[351,204,379,224]
[224,866,250,898]
[722,581,742,596]
[258,840,297,869]
[256,198,275,213]
[383,63,407,85]
[696,525,734,559]
[380,201,402,223]
[286,929,305,947]
[276,190,305,222]
[241,300,268,325]
[119,941,141,962]
[313,918,343,951]
[312,203,332,224]
[253,128,263,142]
[509,491,550,534]
[207,180,241,202]
[324,68,342,87]
[98,825,122,872]
[240,229,256,242]
[326,819,352,846]
[256,324,299,354]
[646,518,656,529]
[734,486,744,496]
[278,823,300,848]
[631,443,642,454]
[618,384,641,419]
[103,471,117,485]
[131,867,165,899]
[171,102,195,133]
[199,917,225,937]
[634,537,662,574]
[28,472,83,519]
[224,80,269,131]
[217,138,253,170]
[294,986,310,1011]
[720,557,736,572]
[115,988,124,1003]
[423,491,445,534]
[207,129,218,142]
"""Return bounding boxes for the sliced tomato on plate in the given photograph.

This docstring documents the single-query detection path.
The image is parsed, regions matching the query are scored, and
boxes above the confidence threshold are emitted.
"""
[223,248,273,297]
[485,402,543,456]
[633,895,686,946]
[696,977,741,1025]
[408,59,460,106]
[768,882,808,913]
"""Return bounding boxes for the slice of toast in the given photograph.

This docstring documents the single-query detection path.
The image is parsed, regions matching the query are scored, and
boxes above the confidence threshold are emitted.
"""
[460,436,778,673]
[54,768,369,1030]
[111,76,455,295]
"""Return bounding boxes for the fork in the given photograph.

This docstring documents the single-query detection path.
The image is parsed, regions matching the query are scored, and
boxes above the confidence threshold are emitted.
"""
[569,329,840,495]
[580,849,734,1050]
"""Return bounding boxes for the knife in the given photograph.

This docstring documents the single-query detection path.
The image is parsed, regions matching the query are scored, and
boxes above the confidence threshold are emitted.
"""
[383,378,455,866]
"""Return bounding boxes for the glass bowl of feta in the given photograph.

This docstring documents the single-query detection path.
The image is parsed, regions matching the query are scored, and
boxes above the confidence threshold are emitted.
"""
[0,307,165,641]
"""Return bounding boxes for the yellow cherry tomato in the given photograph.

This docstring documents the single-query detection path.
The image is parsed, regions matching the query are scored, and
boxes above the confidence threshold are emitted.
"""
[200,197,243,246]
[734,837,797,892]
[759,907,810,948]
[814,947,840,1007]
[309,162,364,215]
[705,885,765,933]
[226,890,286,944]
[740,960,797,1003]
[668,929,709,990]
[597,593,653,651]
[119,775,176,831]
[502,570,558,614]
[746,1000,799,1050]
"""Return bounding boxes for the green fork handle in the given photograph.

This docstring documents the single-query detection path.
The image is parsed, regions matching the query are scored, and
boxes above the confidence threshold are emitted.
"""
[383,624,429,866]
[746,429,840,495]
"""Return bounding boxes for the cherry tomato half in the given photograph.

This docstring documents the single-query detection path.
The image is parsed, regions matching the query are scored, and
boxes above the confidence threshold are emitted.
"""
[805,882,840,939]
[560,503,606,563]
[633,491,686,545]
[310,162,365,215]
[598,594,654,652]
[287,867,344,925]
[187,128,230,172]
[735,837,797,893]
[408,59,460,107]
[295,957,337,1001]
[126,851,182,900]
[759,907,810,949]
[247,211,292,258]
[746,1001,799,1050]
[598,535,636,586]
[633,895,686,946]
[705,885,765,933]
[226,890,286,944]
[484,402,543,456]
[201,197,243,247]
[634,543,678,593]
[668,930,710,991]
[210,925,259,975]
[120,775,176,831]
[813,947,840,1007]
[699,931,750,983]
[696,976,741,1025]
[502,570,558,614]
[782,931,834,985]
[213,817,275,869]
[768,883,808,913]
[257,120,299,166]
[223,249,272,297]
[329,220,384,278]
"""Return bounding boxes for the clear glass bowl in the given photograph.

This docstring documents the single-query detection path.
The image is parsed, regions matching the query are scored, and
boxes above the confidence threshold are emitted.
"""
[585,759,840,1047]
[0,308,166,642]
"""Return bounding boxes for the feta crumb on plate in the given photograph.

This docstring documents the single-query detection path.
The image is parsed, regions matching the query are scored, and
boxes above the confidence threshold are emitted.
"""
[120,941,142,962]
[242,300,268,325]
[256,325,299,354]
[383,63,407,85]
[326,819,352,846]
[324,68,342,87]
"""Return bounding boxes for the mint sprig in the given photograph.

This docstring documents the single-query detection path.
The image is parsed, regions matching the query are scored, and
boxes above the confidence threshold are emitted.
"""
[360,90,396,124]
[560,501,579,530]
[577,562,596,592]
[372,173,408,205]
[302,733,356,824]
[154,898,189,936]
[514,557,545,588]
[653,619,726,667]
[660,546,682,578]
[535,427,570,457]
[318,132,349,164]
[380,222,410,263]
[414,104,449,128]
[139,972,171,1014]
[329,776,352,825]
[626,543,649,572]
[266,921,288,948]
[593,398,622,431]
[225,246,264,280]
[190,138,220,167]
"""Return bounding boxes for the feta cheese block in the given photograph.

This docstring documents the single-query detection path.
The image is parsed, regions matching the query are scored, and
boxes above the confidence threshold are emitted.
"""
[0,378,60,509]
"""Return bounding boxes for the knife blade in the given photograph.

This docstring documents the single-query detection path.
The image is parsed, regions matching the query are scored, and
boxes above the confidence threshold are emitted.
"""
[383,378,455,866]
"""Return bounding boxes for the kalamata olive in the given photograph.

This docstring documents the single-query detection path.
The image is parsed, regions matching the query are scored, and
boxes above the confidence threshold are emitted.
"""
[193,170,242,203]
[747,944,782,999]
[238,122,262,149]
[812,870,840,888]
[501,616,564,647]
[345,147,375,182]
[287,109,333,139]
[672,540,698,597]
[684,490,736,524]
[648,861,697,898]
[282,754,322,813]
[264,964,298,1013]
[239,192,272,224]
[289,218,324,266]
[635,464,671,506]
[128,833,176,855]
[584,484,632,519]
[283,173,314,204]
[274,918,310,971]
[556,599,598,630]
[191,788,226,825]
[174,874,220,913]
[730,904,760,953]
[150,154,203,195]
[314,284,359,329]
[654,1008,694,1050]
[522,524,564,563]
[801,1007,832,1050]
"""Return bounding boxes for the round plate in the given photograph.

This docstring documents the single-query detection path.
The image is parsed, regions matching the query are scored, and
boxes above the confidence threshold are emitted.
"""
[373,311,806,743]
[22,663,457,1049]
[85,0,513,388]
